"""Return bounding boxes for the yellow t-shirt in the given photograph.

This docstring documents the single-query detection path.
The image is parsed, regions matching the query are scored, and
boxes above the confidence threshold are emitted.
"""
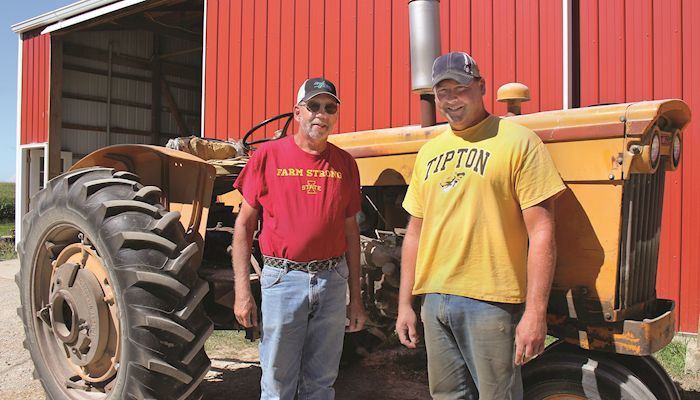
[402,115,566,303]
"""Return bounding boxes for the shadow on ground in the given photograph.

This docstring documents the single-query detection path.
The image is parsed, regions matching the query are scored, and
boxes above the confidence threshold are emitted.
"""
[201,347,430,400]
[681,387,700,400]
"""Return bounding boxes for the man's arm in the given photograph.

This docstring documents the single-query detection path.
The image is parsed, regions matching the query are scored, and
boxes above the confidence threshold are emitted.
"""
[232,199,259,328]
[396,216,422,349]
[344,215,367,332]
[514,197,556,365]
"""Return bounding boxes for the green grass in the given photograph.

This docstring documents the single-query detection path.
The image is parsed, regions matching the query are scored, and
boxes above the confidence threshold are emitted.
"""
[0,182,16,260]
[0,222,14,237]
[544,335,557,347]
[0,182,14,199]
[205,330,258,360]
[655,340,688,378]
[0,239,16,261]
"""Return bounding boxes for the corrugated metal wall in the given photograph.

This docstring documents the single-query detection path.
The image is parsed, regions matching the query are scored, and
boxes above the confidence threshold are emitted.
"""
[20,32,50,145]
[202,0,564,141]
[580,0,699,333]
[61,30,202,162]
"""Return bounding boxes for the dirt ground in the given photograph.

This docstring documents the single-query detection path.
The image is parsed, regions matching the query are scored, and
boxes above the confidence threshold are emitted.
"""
[675,367,700,400]
[201,345,430,400]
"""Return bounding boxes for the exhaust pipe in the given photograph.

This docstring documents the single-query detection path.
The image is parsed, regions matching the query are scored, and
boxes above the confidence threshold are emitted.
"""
[408,0,441,127]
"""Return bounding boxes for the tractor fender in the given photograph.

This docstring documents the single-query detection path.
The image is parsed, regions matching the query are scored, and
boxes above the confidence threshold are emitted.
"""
[71,144,216,263]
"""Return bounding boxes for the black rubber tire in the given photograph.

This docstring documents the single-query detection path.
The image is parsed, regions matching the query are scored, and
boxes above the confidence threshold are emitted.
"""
[17,167,213,400]
[522,343,659,400]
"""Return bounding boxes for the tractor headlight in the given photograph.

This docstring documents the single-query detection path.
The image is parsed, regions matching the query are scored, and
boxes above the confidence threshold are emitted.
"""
[672,133,681,168]
[650,133,661,169]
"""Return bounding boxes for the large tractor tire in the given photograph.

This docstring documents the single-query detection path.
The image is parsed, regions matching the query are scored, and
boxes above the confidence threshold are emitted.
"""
[522,341,680,400]
[17,167,213,399]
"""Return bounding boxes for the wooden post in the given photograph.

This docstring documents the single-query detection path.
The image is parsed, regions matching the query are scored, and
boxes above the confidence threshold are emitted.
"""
[151,35,161,145]
[47,36,63,180]
[106,41,113,145]
[161,78,189,136]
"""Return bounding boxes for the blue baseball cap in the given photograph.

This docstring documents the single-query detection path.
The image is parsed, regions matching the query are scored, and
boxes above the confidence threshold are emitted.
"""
[432,52,481,87]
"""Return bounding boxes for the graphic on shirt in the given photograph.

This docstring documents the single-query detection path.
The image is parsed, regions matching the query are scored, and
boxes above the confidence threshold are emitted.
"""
[424,147,491,181]
[440,172,466,192]
[301,180,322,194]
[277,168,343,179]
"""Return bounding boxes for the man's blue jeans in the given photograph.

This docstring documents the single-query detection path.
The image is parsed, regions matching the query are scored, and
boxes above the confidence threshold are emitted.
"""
[259,259,348,400]
[421,293,525,400]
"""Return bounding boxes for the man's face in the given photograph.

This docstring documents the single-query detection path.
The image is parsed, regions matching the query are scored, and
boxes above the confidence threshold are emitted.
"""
[294,94,339,141]
[434,78,486,131]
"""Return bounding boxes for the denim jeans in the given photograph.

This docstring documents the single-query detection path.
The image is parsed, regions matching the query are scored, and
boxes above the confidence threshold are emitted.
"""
[421,293,525,400]
[259,258,349,400]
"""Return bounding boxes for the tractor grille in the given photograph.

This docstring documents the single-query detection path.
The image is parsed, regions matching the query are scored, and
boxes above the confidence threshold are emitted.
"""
[617,164,666,311]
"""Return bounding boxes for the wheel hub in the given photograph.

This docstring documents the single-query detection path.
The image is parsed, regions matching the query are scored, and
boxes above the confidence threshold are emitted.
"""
[41,242,121,385]
[49,262,108,367]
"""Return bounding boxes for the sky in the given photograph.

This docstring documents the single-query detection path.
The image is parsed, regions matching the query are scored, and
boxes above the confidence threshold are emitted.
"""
[1,1,73,182]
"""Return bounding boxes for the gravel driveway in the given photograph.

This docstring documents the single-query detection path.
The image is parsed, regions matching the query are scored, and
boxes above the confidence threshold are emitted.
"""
[0,259,44,399]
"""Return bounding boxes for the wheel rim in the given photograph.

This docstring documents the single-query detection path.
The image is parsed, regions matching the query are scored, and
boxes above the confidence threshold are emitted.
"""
[31,225,120,397]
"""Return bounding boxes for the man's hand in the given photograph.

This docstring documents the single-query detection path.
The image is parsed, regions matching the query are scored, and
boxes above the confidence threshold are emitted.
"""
[346,300,368,332]
[234,293,258,328]
[396,306,419,349]
[514,310,546,365]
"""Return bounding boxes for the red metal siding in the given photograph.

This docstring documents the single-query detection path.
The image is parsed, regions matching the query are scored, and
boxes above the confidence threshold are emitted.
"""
[265,0,282,137]
[516,0,540,113]
[240,0,255,136]
[493,0,516,116]
[20,33,50,145]
[203,0,563,139]
[680,0,700,334]
[324,0,341,134]
[356,0,374,132]
[391,0,410,128]
[654,0,684,327]
[279,0,295,130]
[580,0,699,332]
[579,0,599,106]
[252,0,268,136]
[339,0,358,133]
[656,0,686,332]
[539,0,563,112]
[203,0,218,138]
[598,0,625,104]
[470,0,494,111]
[374,0,392,130]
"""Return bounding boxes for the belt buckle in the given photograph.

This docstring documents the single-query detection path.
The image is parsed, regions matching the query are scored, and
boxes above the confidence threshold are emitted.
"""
[307,260,320,273]
[328,258,338,269]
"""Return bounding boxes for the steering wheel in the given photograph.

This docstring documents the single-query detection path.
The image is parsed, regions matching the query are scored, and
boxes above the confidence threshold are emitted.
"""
[242,112,294,149]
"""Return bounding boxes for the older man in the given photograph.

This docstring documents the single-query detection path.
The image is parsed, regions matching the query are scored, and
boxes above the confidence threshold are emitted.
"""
[396,52,566,399]
[232,77,367,400]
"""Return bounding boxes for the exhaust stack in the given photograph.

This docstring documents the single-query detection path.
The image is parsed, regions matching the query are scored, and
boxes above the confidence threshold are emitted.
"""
[408,0,441,127]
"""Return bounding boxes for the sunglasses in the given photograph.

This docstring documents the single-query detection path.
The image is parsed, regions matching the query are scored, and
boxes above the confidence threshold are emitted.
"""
[301,101,339,115]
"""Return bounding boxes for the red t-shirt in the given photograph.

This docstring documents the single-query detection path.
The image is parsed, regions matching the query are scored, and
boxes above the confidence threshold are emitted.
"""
[233,135,361,262]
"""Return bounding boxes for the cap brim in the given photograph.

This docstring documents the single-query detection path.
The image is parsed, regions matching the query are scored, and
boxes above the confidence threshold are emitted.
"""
[301,91,341,104]
[432,72,477,87]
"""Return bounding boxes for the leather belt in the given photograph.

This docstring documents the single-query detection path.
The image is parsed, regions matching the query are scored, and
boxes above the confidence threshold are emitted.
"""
[262,255,343,273]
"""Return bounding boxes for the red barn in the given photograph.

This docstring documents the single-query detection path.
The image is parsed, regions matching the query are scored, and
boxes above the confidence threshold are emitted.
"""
[13,0,700,333]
